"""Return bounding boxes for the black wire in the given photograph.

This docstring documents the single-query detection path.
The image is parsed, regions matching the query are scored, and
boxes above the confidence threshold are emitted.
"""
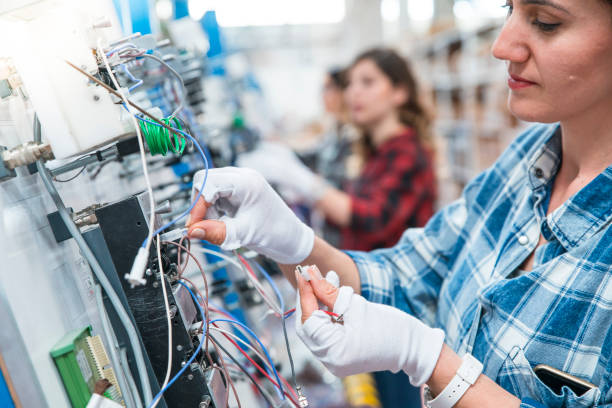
[53,166,86,182]
[281,313,298,391]
[89,160,112,180]
[209,334,275,408]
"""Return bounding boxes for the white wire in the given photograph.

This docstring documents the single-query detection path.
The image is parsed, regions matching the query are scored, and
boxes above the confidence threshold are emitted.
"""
[195,247,281,314]
[151,235,172,408]
[97,38,156,268]
[209,326,276,375]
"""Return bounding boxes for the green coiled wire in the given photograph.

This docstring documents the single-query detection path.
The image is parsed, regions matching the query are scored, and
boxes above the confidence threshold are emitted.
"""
[138,117,187,156]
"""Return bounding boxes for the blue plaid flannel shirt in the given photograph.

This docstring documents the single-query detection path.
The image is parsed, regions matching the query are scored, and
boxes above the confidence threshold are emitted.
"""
[347,124,612,408]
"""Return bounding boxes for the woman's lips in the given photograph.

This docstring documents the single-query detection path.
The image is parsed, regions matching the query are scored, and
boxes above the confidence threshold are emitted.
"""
[508,74,537,90]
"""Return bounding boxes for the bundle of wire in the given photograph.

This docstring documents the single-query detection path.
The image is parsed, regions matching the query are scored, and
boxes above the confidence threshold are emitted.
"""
[138,116,186,156]
[131,115,208,249]
[167,239,302,407]
[102,42,306,406]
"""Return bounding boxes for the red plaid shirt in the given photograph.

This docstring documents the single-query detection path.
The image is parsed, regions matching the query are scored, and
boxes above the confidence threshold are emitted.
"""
[339,128,436,251]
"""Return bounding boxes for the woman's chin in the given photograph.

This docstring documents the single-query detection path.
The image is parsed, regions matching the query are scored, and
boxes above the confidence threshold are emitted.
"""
[508,101,559,124]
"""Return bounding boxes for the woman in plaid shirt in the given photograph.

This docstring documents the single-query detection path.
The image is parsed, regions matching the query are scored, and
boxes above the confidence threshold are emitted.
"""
[238,48,436,252]
[188,0,612,406]
[326,48,436,252]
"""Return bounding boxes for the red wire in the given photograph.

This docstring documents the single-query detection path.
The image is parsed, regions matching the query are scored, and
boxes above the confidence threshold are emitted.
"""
[215,326,300,405]
[237,253,258,279]
[208,307,300,403]
[236,254,282,318]
[208,306,299,396]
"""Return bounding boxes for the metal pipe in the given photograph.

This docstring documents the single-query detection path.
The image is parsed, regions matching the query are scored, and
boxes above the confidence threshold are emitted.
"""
[49,145,118,177]
[34,116,153,405]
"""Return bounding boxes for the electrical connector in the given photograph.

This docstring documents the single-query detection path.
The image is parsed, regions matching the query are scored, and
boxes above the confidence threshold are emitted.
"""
[296,265,311,282]
[296,386,309,408]
[159,227,187,242]
[125,247,149,288]
[296,265,323,282]
[2,142,53,169]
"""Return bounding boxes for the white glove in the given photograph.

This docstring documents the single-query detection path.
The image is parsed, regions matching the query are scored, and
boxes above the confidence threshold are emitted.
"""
[295,266,445,386]
[187,167,314,264]
[236,142,330,204]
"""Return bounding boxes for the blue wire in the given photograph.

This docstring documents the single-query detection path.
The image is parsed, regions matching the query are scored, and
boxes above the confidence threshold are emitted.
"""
[208,300,237,321]
[130,114,209,248]
[148,281,205,408]
[209,318,285,399]
[185,291,280,389]
[207,299,279,379]
[182,106,214,167]
[122,65,143,92]
[254,262,285,312]
[106,42,139,56]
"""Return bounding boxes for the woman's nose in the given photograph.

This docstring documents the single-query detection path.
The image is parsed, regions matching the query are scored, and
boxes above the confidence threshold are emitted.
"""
[491,16,530,64]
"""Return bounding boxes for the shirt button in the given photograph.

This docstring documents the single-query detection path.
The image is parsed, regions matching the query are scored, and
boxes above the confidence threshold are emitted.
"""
[534,168,544,178]
[518,235,529,246]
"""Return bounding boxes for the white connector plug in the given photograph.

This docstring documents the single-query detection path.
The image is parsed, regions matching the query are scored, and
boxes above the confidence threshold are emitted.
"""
[159,228,187,242]
[296,265,323,282]
[125,247,149,288]
[296,386,309,407]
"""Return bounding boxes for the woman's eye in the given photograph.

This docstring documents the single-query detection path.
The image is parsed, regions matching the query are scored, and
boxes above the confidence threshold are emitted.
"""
[533,20,561,32]
[502,2,513,17]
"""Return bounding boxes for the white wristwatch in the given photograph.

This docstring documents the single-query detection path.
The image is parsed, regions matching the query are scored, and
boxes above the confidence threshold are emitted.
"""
[424,353,483,408]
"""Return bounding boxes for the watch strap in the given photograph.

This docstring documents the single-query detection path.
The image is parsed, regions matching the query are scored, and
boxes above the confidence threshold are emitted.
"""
[426,353,483,408]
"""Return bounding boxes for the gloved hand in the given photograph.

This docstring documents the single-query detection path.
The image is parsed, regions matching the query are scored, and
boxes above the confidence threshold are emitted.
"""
[187,167,314,264]
[295,266,445,385]
[236,142,330,204]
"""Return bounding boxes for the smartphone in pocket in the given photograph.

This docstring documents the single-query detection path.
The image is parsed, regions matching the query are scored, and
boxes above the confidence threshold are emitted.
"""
[534,364,596,397]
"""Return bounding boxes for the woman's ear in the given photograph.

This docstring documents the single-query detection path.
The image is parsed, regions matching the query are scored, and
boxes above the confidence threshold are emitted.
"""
[392,85,410,107]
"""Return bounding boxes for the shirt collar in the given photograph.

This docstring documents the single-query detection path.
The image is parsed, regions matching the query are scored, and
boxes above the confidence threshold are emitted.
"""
[527,124,561,191]
[527,124,612,250]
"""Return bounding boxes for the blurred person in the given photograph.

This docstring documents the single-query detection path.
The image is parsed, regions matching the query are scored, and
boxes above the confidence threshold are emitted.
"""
[234,48,436,407]
[239,48,436,253]
[188,0,612,407]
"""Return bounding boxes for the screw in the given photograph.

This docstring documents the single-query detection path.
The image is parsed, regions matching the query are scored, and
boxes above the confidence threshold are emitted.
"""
[145,268,153,276]
[176,345,183,351]
[152,282,159,288]
[93,95,100,101]
[199,395,211,407]
[187,374,194,380]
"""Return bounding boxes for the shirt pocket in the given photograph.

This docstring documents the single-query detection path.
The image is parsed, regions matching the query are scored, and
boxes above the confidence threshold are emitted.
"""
[497,346,600,408]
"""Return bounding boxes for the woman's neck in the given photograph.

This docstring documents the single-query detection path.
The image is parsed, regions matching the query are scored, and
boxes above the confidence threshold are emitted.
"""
[367,113,406,148]
[549,103,612,212]
[559,102,612,183]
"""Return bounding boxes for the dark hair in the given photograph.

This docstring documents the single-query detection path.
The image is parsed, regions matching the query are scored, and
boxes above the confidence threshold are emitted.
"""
[350,48,432,147]
[327,67,348,89]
